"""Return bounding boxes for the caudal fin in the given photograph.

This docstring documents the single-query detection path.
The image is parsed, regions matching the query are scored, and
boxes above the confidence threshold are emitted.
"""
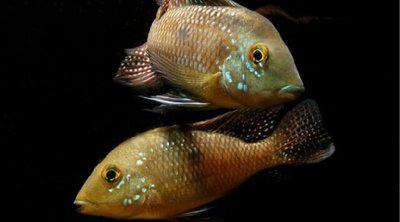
[272,100,335,165]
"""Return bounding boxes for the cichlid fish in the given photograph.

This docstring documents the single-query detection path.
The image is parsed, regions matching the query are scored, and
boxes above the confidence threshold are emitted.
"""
[114,0,304,109]
[74,100,334,219]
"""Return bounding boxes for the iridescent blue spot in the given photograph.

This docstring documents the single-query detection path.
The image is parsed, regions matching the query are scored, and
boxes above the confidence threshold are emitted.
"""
[133,194,140,201]
[226,55,232,61]
[237,82,244,90]
[241,74,246,81]
[245,62,255,73]
[224,71,233,84]
[240,55,245,62]
[254,70,262,78]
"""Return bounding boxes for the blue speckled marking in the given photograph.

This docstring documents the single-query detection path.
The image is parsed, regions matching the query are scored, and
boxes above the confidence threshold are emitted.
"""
[133,194,140,201]
[240,55,245,62]
[241,74,246,81]
[254,70,262,78]
[224,71,233,84]
[245,62,255,73]
[226,55,232,61]
[237,82,244,90]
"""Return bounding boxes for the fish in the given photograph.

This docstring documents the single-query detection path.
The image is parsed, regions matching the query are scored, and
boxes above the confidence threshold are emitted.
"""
[114,0,304,110]
[74,99,334,219]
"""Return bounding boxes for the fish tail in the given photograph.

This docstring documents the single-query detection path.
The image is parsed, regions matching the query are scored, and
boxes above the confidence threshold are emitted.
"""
[114,43,162,89]
[271,100,335,165]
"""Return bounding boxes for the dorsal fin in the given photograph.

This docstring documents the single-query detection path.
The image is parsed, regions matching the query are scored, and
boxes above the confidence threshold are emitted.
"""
[156,0,240,19]
[190,106,284,143]
[157,0,239,7]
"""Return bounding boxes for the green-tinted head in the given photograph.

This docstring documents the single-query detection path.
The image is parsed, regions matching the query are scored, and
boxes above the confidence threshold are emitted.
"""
[220,13,304,108]
[74,144,159,219]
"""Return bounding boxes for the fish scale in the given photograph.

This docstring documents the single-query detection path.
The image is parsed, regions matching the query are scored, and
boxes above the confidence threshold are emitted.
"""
[148,6,239,77]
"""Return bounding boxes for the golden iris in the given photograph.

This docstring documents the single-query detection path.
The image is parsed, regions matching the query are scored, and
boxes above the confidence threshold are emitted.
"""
[249,44,269,64]
[102,165,121,184]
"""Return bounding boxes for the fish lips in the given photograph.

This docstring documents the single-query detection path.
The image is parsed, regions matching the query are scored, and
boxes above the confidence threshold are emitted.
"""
[278,85,305,99]
[74,200,94,214]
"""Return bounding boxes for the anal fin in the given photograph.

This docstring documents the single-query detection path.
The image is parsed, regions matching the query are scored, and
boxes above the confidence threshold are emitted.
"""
[114,44,161,89]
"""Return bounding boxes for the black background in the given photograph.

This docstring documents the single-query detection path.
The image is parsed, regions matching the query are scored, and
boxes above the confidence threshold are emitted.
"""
[1,0,398,221]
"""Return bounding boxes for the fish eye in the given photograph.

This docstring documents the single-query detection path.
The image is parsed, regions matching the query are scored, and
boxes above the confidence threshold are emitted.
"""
[249,44,269,64]
[253,49,263,62]
[102,165,121,184]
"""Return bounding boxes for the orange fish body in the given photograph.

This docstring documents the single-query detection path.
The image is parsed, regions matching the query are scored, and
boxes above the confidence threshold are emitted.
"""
[75,100,334,219]
[115,0,304,109]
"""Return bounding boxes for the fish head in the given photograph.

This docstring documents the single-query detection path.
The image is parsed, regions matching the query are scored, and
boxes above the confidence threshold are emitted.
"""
[74,147,160,219]
[220,16,304,108]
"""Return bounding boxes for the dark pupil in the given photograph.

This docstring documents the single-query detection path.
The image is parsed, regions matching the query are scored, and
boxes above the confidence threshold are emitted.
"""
[253,49,263,62]
[106,169,117,182]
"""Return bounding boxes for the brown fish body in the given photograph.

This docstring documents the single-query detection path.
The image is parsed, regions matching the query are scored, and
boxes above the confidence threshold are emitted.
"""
[115,0,304,109]
[109,127,275,218]
[75,100,334,219]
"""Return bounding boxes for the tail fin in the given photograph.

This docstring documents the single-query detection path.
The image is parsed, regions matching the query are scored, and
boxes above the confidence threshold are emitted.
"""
[272,100,335,165]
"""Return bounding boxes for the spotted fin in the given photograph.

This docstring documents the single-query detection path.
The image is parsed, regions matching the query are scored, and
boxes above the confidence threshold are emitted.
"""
[140,91,211,109]
[114,44,161,89]
[156,0,240,19]
[156,0,239,7]
[270,99,335,165]
[191,105,284,143]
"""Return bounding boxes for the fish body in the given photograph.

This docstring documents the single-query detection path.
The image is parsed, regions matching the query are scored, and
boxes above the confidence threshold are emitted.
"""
[75,100,334,219]
[115,0,304,109]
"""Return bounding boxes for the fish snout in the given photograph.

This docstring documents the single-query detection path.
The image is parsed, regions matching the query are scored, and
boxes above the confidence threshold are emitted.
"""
[74,200,91,213]
[278,85,305,99]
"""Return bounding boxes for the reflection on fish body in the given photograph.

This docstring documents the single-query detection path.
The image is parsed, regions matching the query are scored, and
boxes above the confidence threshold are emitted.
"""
[115,0,304,109]
[74,100,334,219]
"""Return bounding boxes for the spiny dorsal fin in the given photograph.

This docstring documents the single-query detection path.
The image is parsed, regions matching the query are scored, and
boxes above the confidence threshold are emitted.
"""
[191,106,284,143]
[157,0,239,7]
[156,0,240,19]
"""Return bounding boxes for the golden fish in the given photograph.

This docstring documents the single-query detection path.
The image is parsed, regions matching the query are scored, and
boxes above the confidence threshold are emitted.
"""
[74,100,334,219]
[114,0,304,109]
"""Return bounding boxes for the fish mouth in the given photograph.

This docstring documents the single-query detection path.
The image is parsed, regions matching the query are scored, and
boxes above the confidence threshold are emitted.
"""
[278,85,305,98]
[74,200,96,213]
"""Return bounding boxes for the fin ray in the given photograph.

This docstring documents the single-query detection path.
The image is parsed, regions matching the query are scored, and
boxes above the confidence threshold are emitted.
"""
[114,44,161,88]
[271,100,335,165]
[191,106,284,143]
[156,0,240,19]
[140,92,211,108]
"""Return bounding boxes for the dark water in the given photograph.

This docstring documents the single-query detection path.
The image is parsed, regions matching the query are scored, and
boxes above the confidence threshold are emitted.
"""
[1,0,398,221]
